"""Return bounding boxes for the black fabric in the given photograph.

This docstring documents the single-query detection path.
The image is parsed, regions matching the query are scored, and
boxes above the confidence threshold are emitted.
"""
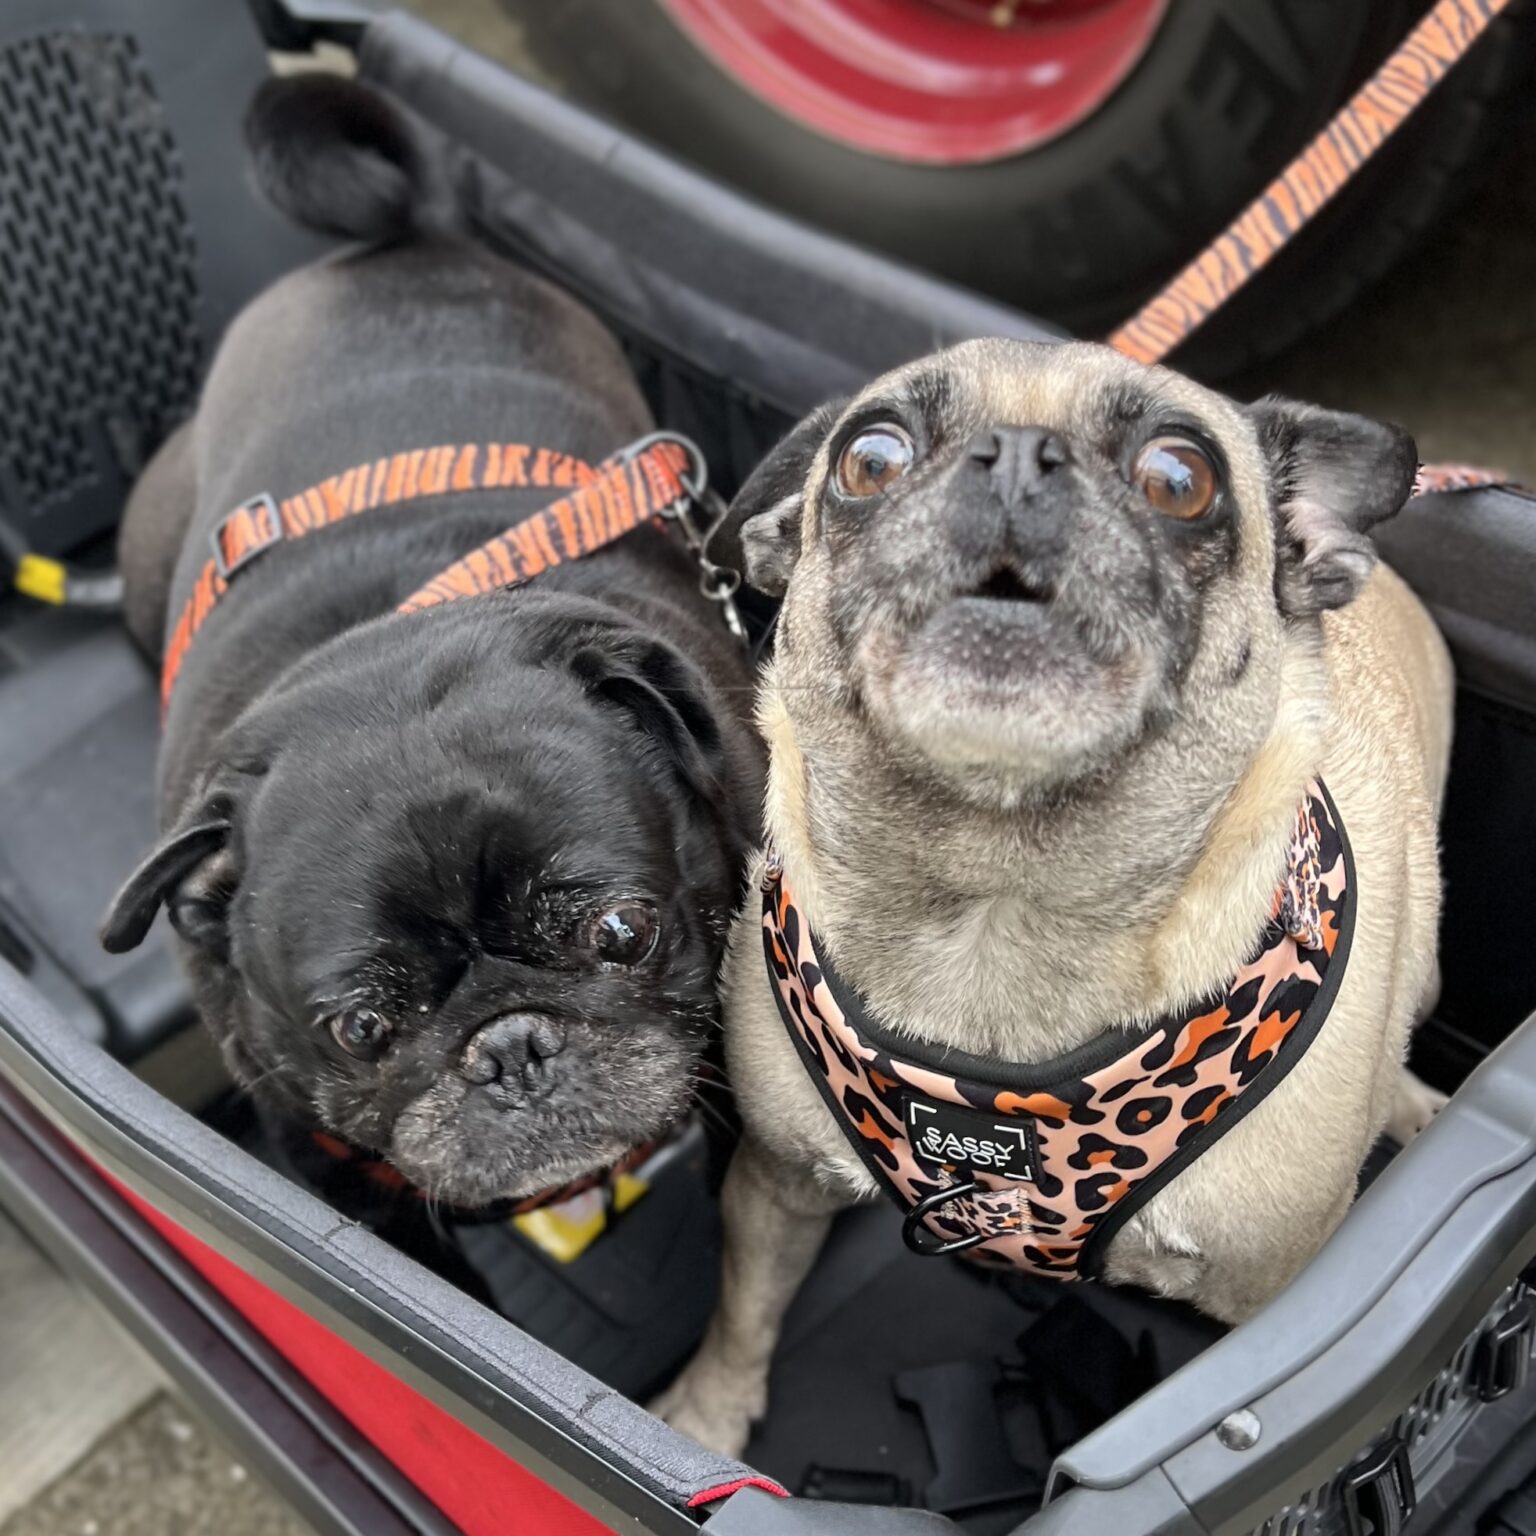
[1015,1294,1161,1455]
[1377,486,1536,714]
[893,1360,1042,1516]
[741,1205,1230,1531]
[453,1149,721,1402]
[744,1206,1056,1535]
[1434,689,1536,1059]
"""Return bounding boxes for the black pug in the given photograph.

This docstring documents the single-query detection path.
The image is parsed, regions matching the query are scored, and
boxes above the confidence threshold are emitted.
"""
[103,75,762,1209]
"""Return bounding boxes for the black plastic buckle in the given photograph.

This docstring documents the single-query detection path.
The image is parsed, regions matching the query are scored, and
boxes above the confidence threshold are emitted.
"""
[211,493,283,580]
[902,1179,984,1257]
[894,1361,1041,1516]
[1340,1436,1416,1536]
[1475,1296,1535,1403]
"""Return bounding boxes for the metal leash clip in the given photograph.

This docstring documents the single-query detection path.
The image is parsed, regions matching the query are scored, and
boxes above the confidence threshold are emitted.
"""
[615,432,749,648]
[901,1179,986,1257]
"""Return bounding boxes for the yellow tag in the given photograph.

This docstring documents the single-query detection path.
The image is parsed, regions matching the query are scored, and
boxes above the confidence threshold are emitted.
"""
[15,555,67,605]
[612,1172,649,1214]
[511,1172,654,1263]
[513,1203,607,1264]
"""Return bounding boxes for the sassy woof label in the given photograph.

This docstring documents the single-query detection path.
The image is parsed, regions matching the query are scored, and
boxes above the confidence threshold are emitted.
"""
[905,1099,1037,1181]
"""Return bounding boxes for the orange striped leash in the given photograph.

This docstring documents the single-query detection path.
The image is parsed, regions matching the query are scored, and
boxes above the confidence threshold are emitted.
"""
[1109,0,1514,367]
[395,431,744,634]
[160,431,743,716]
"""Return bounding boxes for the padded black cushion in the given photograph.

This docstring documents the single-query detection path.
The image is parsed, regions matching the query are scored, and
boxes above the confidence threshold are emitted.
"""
[0,609,185,1053]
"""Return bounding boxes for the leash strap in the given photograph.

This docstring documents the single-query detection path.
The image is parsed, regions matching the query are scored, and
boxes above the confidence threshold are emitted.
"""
[1109,0,1513,365]
[1412,462,1519,496]
[160,435,705,714]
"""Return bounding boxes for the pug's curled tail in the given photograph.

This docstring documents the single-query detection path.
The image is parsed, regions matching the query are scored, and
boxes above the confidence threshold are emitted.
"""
[244,73,450,243]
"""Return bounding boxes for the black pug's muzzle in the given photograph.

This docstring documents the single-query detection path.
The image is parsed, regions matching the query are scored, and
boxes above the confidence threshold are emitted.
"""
[383,1007,702,1208]
[373,964,710,1209]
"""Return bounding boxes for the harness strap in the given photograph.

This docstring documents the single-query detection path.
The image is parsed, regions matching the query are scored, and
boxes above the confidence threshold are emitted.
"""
[763,782,1355,1280]
[396,435,698,615]
[1109,0,1514,365]
[160,436,696,714]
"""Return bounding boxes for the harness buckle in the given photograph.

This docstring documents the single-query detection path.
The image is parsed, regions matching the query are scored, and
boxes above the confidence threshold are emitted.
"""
[1340,1436,1416,1536]
[1474,1296,1535,1402]
[612,432,748,647]
[902,1179,985,1258]
[211,493,283,581]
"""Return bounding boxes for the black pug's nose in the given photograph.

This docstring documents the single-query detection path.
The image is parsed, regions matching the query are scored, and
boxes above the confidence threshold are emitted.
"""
[967,426,1071,504]
[461,1013,567,1098]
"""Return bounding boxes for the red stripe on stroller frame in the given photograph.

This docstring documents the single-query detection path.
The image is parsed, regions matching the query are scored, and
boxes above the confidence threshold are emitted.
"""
[104,1174,618,1536]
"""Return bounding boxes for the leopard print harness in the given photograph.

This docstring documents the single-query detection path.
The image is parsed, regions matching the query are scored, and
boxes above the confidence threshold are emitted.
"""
[762,781,1354,1280]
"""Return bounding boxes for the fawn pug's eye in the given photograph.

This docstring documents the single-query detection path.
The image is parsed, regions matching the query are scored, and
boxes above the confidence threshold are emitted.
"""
[329,1006,392,1061]
[836,423,916,498]
[587,902,659,965]
[1133,436,1219,521]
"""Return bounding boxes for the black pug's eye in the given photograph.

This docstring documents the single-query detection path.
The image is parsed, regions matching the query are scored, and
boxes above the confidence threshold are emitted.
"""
[1132,436,1219,521]
[836,423,916,498]
[588,903,659,965]
[328,1007,392,1061]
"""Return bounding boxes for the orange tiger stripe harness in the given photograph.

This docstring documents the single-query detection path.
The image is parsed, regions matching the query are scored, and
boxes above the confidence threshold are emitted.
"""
[763,782,1354,1280]
[160,433,720,715]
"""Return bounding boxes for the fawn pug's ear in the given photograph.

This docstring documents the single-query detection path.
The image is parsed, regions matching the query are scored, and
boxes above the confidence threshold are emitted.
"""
[706,399,849,597]
[1247,396,1417,618]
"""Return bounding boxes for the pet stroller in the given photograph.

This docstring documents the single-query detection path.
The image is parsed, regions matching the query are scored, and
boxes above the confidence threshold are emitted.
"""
[0,2,1533,1533]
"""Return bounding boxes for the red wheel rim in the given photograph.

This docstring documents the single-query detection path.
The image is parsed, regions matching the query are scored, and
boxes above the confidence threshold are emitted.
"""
[654,0,1169,165]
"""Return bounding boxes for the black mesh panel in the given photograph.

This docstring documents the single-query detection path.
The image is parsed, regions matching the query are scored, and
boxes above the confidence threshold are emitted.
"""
[0,31,200,552]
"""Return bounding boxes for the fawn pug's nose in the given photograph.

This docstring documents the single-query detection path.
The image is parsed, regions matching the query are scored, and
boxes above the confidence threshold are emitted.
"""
[955,425,1074,602]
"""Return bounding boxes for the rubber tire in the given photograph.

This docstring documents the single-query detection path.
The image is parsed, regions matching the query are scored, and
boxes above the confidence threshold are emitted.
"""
[502,0,1535,377]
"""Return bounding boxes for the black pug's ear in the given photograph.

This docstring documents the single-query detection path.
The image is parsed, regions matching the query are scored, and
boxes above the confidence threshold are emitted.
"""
[1248,396,1418,618]
[572,641,727,806]
[706,399,849,596]
[100,819,235,957]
